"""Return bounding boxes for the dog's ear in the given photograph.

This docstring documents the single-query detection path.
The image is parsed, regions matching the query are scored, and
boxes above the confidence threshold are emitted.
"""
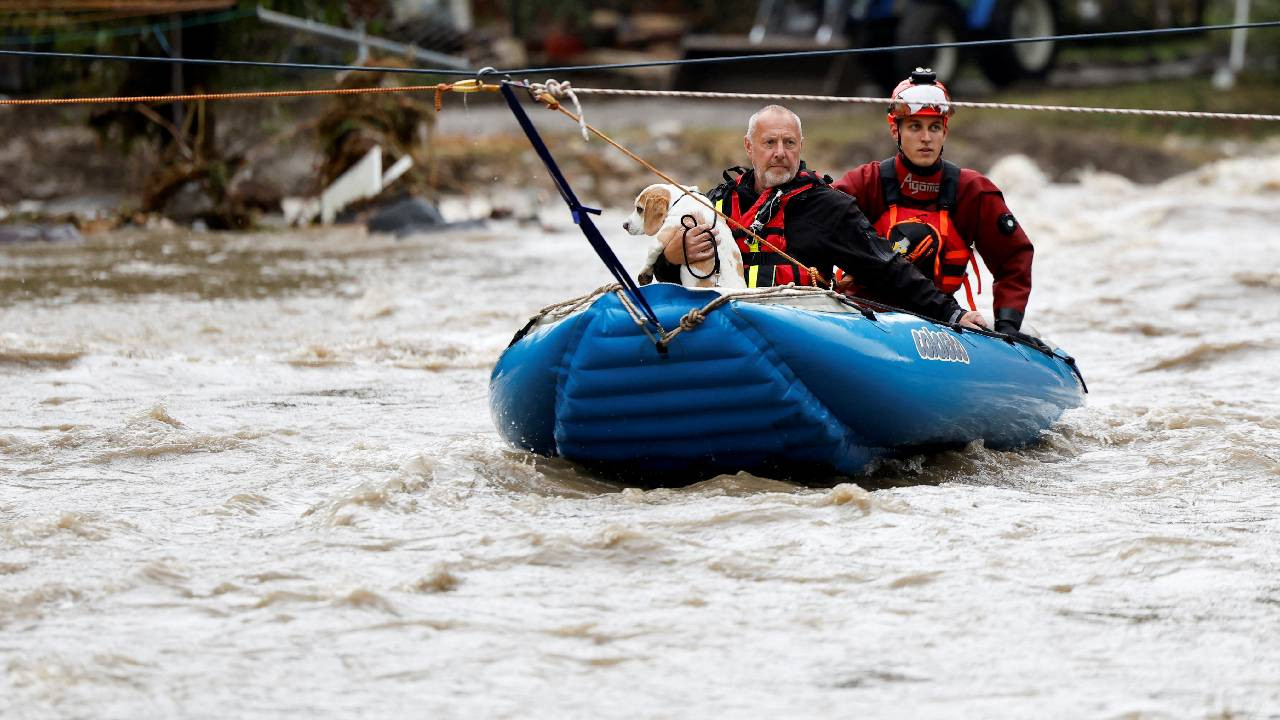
[643,192,669,236]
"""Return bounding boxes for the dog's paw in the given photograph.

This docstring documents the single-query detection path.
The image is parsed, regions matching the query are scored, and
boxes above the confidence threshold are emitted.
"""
[637,267,655,286]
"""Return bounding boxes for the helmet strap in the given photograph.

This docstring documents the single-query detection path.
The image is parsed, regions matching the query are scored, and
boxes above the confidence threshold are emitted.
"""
[898,148,945,176]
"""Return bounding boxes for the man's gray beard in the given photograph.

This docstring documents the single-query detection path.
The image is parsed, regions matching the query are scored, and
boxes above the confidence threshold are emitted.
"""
[761,166,796,188]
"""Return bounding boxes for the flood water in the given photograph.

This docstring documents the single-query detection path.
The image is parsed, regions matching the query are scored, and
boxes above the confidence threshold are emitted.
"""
[3,152,1279,719]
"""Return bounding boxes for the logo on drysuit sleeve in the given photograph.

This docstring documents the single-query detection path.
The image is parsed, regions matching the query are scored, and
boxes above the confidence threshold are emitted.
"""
[912,327,970,364]
[997,213,1018,235]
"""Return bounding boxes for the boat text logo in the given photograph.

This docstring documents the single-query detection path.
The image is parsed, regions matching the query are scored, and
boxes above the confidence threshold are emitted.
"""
[912,327,970,364]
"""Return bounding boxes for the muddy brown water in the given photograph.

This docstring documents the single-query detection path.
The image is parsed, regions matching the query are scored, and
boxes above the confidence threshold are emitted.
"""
[2,154,1279,718]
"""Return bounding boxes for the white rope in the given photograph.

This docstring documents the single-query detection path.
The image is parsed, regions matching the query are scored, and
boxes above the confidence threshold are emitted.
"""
[528,78,590,140]
[613,288,653,328]
[654,284,863,345]
[564,86,1280,122]
[531,283,616,323]
[523,283,887,348]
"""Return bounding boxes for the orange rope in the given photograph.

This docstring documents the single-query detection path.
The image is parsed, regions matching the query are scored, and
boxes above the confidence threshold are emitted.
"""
[532,91,824,286]
[0,1,233,10]
[3,8,197,25]
[0,80,499,106]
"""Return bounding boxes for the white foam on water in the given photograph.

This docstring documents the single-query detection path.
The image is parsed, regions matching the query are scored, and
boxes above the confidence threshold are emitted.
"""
[986,153,1049,193]
[2,156,1280,718]
[0,332,84,365]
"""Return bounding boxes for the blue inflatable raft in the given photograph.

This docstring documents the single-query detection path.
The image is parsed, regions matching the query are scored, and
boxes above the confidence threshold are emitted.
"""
[490,284,1085,482]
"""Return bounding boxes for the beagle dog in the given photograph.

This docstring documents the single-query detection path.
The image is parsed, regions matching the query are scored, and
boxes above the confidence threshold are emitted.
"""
[623,183,746,289]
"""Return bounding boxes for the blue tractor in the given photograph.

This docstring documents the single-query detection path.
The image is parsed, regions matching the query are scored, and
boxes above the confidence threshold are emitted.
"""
[855,0,1059,86]
[678,0,1059,90]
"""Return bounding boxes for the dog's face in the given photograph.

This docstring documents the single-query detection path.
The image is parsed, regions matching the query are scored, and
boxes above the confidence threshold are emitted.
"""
[622,184,673,237]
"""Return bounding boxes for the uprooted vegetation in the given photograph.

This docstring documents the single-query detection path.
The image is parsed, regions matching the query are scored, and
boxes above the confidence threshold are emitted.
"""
[2,76,1278,233]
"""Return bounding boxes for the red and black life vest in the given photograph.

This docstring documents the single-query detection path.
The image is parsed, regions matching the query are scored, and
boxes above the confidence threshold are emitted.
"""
[711,168,826,288]
[875,157,981,308]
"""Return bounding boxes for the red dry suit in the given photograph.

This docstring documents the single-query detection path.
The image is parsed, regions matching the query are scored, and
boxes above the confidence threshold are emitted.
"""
[833,155,1034,330]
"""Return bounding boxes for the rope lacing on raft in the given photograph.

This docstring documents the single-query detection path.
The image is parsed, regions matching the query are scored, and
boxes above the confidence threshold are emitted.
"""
[593,283,1078,366]
[581,284,858,348]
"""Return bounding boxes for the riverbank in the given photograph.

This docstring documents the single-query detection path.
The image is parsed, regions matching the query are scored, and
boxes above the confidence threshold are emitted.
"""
[2,76,1278,234]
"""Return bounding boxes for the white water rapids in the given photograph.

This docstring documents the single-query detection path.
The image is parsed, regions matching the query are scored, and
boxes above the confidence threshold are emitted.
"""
[2,151,1279,719]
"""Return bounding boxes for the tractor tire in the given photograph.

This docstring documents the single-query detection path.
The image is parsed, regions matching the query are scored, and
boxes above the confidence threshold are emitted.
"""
[977,0,1059,87]
[869,2,964,92]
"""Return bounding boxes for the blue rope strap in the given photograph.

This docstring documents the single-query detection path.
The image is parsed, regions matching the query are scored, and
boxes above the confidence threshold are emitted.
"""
[498,82,662,330]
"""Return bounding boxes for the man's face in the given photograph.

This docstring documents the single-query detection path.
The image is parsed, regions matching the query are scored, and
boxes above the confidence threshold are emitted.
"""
[892,116,949,167]
[745,111,803,191]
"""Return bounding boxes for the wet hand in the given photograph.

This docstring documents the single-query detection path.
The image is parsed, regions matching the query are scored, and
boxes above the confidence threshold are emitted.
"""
[664,223,717,264]
[958,310,990,330]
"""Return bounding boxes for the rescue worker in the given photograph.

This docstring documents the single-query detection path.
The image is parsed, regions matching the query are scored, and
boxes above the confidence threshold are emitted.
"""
[832,68,1034,336]
[647,104,988,330]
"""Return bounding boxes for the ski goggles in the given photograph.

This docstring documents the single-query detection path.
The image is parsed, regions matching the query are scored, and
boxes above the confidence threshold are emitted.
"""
[888,83,954,119]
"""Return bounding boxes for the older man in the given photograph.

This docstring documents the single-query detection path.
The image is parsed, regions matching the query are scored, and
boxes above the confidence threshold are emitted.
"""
[649,104,987,329]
